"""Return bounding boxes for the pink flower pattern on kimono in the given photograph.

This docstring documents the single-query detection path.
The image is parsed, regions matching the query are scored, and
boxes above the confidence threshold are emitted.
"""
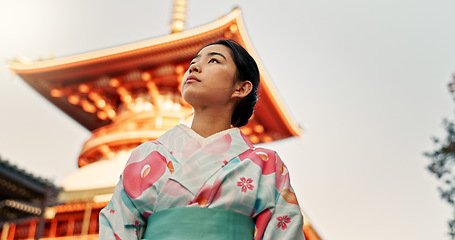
[237,177,254,193]
[123,151,167,199]
[276,215,291,230]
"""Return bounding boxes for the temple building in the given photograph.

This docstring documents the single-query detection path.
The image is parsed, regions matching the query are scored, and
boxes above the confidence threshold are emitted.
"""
[0,157,60,239]
[7,4,321,240]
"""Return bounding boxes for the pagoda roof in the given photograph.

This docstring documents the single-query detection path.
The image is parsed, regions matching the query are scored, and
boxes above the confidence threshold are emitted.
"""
[9,8,301,139]
[0,157,60,224]
[0,157,60,199]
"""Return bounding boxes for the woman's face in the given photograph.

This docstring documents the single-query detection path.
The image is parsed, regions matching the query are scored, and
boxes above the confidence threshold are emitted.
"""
[181,44,238,108]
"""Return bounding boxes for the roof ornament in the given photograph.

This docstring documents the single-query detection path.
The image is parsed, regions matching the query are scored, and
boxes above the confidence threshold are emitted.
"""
[170,0,187,34]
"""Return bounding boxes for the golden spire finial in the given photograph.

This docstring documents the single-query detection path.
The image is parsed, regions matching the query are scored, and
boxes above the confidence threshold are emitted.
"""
[170,0,187,34]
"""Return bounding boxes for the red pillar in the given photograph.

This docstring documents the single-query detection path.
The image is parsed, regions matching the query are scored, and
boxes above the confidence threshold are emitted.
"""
[89,212,98,234]
[28,221,36,239]
[49,220,57,237]
[67,217,75,236]
[7,223,15,240]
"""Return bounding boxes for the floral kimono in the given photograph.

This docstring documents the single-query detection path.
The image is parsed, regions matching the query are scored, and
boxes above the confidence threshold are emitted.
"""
[99,124,305,239]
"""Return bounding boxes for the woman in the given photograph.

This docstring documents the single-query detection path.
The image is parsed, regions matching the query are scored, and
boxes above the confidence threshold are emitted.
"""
[99,40,305,240]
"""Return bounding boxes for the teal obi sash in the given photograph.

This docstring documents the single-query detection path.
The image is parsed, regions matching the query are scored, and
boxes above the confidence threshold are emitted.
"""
[142,207,255,240]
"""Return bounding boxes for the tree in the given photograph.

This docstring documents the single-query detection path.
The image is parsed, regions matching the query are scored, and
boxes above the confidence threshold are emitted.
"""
[425,77,455,239]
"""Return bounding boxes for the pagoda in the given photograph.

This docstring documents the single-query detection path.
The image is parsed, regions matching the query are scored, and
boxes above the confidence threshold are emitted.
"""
[7,3,321,239]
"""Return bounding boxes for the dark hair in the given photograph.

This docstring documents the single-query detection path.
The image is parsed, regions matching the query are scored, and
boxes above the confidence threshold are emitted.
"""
[206,39,260,127]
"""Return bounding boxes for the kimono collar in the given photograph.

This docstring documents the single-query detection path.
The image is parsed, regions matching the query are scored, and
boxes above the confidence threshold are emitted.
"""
[178,124,240,146]
[157,124,254,196]
[157,124,254,162]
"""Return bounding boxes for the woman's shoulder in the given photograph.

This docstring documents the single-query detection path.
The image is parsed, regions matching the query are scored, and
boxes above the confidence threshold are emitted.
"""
[237,147,283,173]
[241,146,279,159]
[133,140,164,153]
[135,139,162,149]
[125,140,166,165]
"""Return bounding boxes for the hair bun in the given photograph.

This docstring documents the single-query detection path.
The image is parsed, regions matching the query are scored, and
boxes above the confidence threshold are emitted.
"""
[232,91,258,127]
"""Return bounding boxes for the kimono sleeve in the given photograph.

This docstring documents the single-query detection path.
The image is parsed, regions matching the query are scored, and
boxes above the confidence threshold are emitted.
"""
[255,152,305,240]
[99,148,147,240]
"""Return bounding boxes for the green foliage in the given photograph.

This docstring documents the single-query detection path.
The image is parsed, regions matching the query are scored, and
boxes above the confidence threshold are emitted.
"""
[426,81,455,239]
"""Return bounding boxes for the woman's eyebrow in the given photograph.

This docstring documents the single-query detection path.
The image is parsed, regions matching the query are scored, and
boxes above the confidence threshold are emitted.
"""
[191,54,200,61]
[207,52,227,60]
[191,51,227,61]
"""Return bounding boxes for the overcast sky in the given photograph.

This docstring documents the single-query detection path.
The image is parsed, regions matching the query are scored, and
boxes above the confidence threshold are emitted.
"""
[1,1,455,239]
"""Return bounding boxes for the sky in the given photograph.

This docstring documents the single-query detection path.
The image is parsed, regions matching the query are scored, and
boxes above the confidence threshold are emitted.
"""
[0,1,454,239]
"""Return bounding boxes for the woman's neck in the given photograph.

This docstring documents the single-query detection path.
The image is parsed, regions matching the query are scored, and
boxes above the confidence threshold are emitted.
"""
[190,107,233,138]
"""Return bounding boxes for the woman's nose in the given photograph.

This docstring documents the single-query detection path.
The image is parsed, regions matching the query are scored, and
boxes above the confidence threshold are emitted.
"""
[189,64,200,73]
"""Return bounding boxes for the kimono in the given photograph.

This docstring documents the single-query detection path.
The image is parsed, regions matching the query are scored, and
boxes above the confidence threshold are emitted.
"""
[99,124,305,239]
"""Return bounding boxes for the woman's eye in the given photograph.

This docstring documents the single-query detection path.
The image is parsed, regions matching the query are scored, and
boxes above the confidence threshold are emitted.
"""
[208,59,219,63]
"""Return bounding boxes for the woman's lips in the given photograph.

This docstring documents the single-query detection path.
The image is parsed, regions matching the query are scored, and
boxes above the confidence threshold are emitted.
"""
[186,76,200,83]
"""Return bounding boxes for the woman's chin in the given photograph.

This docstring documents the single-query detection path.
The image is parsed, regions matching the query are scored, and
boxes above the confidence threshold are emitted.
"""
[182,91,230,110]
[181,93,200,108]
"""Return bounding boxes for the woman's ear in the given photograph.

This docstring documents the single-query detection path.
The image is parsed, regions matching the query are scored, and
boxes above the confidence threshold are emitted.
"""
[232,80,253,99]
